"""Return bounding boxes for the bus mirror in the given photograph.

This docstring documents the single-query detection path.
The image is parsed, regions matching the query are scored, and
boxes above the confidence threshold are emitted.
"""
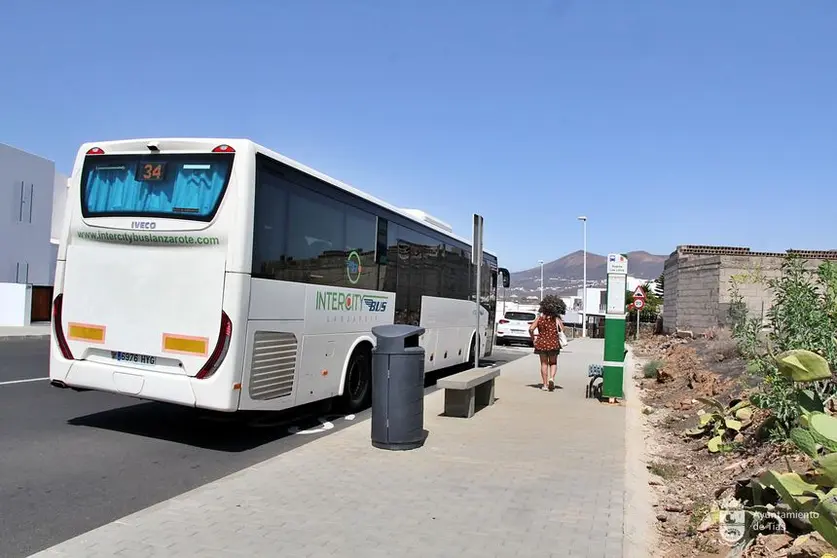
[499,268,510,289]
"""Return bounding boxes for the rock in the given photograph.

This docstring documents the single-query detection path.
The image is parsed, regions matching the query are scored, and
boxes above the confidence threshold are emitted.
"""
[716,353,725,362]
[664,503,684,512]
[649,478,662,486]
[787,533,834,558]
[761,533,793,553]
[676,330,694,339]
[697,513,716,532]
[657,369,674,383]
[656,513,667,522]
[679,399,693,410]
[734,433,745,443]
[723,460,745,472]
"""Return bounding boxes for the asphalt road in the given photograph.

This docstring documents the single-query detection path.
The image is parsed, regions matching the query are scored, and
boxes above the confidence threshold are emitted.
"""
[0,337,528,558]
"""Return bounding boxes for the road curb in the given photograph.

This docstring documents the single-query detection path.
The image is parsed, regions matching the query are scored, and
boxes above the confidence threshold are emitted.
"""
[622,346,657,558]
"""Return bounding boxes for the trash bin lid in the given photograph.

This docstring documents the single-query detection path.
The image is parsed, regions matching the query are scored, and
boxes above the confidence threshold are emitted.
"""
[371,324,425,353]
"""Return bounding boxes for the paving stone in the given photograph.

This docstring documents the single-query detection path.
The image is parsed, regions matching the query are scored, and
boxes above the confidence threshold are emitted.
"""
[28,338,625,558]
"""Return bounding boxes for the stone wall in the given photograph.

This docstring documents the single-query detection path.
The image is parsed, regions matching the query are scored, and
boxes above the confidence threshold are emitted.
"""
[662,254,679,332]
[662,251,721,333]
[717,255,784,325]
[662,246,837,335]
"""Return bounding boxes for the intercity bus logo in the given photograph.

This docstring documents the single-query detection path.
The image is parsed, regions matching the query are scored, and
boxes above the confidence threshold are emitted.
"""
[315,290,388,312]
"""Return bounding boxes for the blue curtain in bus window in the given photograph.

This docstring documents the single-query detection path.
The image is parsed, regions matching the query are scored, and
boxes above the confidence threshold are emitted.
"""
[85,161,228,217]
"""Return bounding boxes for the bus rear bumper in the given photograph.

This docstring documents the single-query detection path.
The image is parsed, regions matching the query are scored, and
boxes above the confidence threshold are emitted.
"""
[54,359,201,408]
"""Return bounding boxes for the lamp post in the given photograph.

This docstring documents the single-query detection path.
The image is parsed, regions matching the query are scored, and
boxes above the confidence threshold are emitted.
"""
[577,216,587,337]
[538,259,544,302]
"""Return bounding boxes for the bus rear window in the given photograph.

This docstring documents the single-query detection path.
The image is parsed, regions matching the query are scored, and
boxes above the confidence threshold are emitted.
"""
[81,153,234,221]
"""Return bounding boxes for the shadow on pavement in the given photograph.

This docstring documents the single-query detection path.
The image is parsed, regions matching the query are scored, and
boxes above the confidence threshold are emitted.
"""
[67,398,342,452]
[65,356,513,452]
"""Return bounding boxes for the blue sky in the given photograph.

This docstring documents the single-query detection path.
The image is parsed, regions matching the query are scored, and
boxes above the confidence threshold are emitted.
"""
[2,1,835,273]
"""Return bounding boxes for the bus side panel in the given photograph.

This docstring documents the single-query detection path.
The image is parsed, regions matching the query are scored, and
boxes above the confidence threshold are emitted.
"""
[238,319,305,412]
[302,283,393,399]
[420,296,487,371]
[236,278,306,411]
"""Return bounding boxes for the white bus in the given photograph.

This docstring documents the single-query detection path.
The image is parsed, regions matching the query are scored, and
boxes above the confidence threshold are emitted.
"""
[49,138,511,414]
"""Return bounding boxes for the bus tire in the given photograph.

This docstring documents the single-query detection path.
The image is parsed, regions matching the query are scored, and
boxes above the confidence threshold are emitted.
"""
[340,344,372,413]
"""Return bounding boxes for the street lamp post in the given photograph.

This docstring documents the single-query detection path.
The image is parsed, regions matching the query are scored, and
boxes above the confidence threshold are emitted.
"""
[577,216,587,338]
[538,259,544,302]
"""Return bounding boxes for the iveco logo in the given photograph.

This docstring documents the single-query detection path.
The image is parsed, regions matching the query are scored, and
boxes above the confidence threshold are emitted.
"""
[131,221,157,230]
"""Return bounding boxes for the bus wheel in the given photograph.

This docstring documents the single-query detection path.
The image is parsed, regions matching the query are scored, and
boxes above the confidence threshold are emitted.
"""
[341,345,372,413]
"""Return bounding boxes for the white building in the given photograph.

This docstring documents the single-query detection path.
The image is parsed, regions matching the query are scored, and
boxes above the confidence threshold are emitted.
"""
[0,143,68,326]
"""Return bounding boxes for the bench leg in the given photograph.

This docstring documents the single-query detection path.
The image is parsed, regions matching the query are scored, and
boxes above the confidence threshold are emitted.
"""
[475,379,495,407]
[444,388,475,418]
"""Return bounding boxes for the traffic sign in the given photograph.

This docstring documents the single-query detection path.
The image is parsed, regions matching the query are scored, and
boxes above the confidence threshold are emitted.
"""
[633,298,645,310]
[632,286,646,300]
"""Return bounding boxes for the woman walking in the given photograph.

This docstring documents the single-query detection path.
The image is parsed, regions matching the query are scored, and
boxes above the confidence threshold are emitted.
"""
[528,295,565,391]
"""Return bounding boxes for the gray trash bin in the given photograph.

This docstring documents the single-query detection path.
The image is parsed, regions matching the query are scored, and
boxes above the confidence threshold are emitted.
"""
[370,324,426,451]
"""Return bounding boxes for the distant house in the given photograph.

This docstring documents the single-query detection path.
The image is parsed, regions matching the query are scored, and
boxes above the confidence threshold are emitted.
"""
[0,143,68,325]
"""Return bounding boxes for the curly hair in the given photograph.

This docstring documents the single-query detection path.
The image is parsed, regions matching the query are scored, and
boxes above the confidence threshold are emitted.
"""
[538,294,567,318]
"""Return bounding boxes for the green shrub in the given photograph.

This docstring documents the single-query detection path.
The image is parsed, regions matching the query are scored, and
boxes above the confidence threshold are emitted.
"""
[643,359,663,378]
[729,257,837,439]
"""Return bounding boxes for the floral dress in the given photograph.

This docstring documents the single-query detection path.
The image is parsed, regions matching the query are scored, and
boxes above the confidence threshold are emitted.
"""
[533,313,561,356]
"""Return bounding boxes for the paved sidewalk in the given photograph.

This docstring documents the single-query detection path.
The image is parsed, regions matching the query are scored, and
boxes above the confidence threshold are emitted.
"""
[30,338,626,558]
[0,322,50,340]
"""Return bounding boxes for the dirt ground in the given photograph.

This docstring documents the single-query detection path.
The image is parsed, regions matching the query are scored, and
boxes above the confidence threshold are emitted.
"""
[629,329,834,558]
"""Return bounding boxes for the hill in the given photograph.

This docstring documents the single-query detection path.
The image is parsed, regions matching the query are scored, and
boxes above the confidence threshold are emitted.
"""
[508,250,666,295]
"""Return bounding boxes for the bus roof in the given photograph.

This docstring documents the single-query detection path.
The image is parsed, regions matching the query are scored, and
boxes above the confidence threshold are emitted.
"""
[78,137,498,260]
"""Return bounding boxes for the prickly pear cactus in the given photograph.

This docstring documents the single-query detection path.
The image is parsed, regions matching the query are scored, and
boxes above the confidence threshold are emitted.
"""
[791,427,819,458]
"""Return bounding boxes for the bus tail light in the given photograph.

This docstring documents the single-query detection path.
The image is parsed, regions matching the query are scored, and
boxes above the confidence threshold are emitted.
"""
[212,144,235,153]
[52,294,74,360]
[196,311,232,379]
[86,147,105,155]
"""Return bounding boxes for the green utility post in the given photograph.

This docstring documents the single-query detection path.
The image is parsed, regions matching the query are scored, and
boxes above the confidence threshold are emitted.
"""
[602,253,627,400]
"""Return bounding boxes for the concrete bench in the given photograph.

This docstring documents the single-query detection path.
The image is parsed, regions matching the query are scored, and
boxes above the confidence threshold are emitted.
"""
[436,367,500,418]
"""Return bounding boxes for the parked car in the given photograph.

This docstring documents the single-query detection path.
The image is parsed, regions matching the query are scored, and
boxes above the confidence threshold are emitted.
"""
[495,310,538,346]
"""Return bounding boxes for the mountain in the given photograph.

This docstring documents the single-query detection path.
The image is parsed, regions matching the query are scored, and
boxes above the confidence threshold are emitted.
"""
[508,250,666,295]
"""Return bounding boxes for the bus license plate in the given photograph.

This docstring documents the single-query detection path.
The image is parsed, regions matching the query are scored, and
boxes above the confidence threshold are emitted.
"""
[111,351,156,365]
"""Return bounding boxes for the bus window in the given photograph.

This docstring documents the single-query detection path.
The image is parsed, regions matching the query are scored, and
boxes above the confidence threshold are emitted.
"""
[81,153,233,221]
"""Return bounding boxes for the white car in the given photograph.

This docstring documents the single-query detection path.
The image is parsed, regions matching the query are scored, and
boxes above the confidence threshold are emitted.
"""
[495,310,538,346]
